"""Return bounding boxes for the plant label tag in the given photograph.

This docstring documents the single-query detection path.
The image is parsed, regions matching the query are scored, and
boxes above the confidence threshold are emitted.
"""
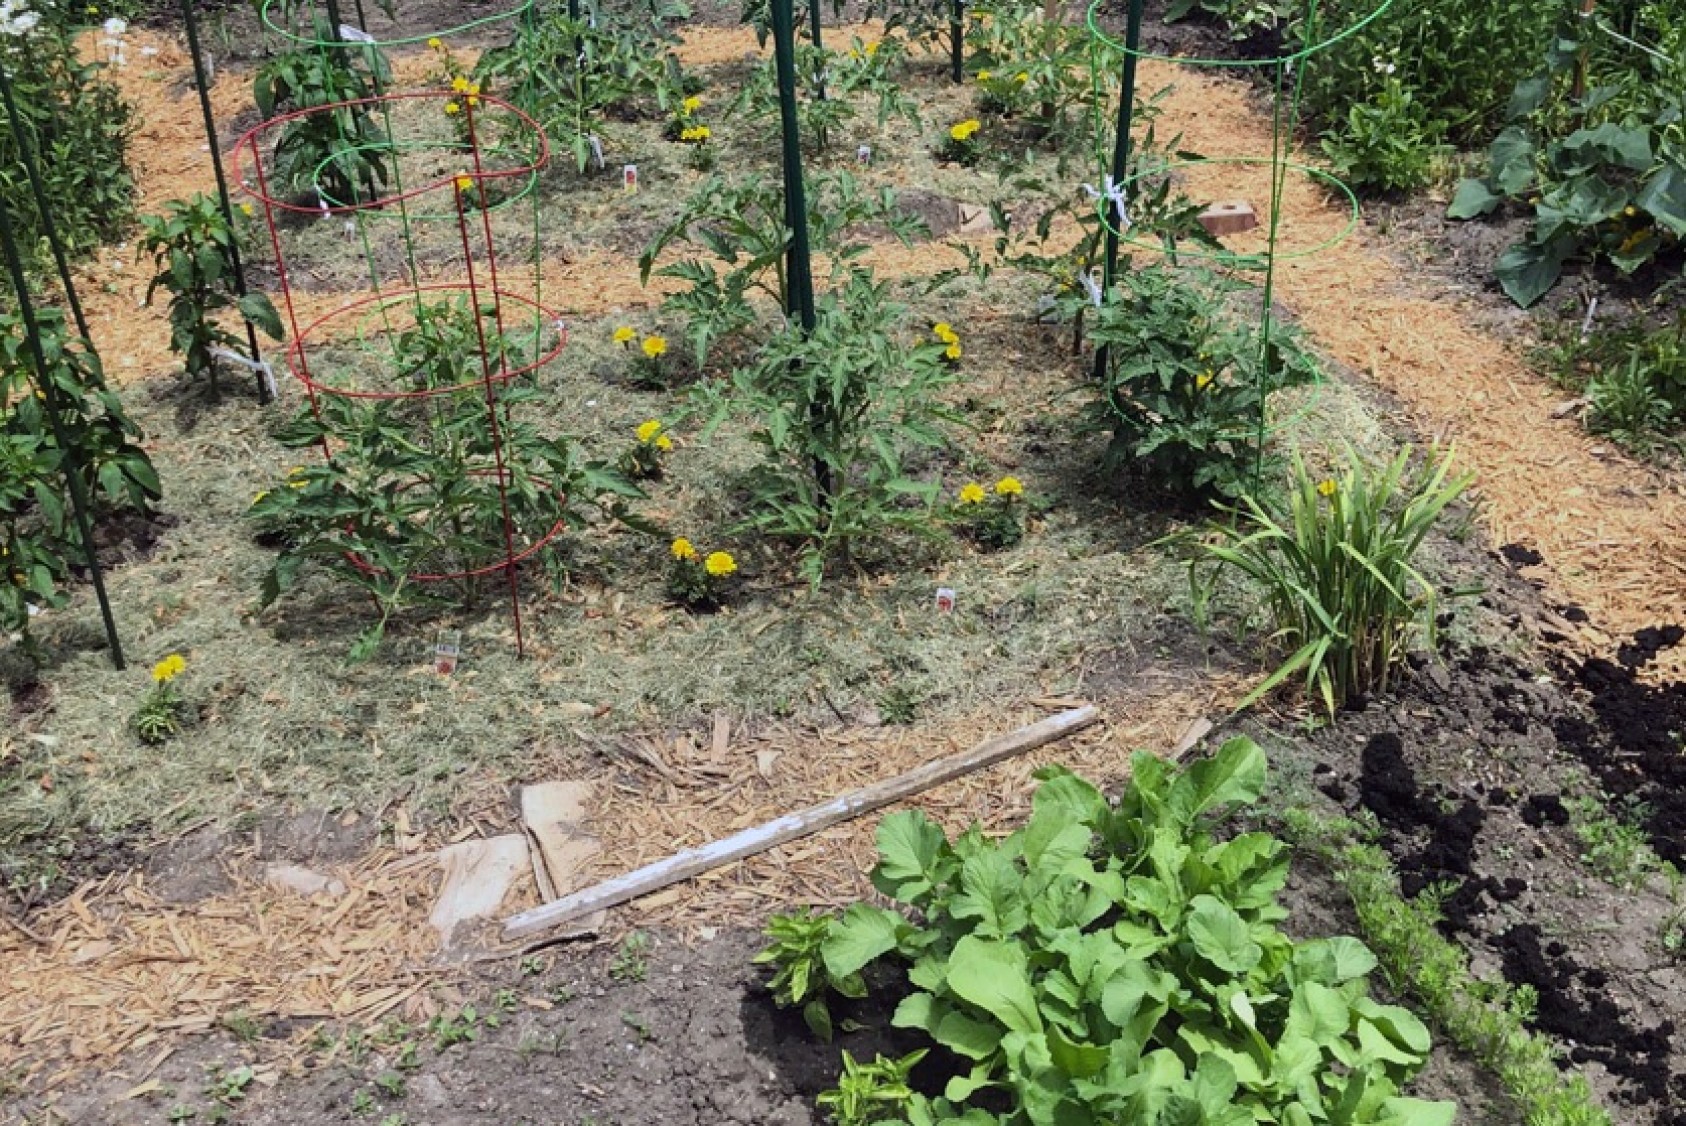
[935,587,957,614]
[623,164,639,193]
[434,630,462,676]
[857,144,872,165]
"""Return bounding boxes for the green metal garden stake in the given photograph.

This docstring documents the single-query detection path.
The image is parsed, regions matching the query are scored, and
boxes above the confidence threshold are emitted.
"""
[0,193,126,670]
[178,0,272,404]
[950,0,964,82]
[770,0,830,503]
[0,63,91,343]
[1091,0,1145,381]
[808,0,827,99]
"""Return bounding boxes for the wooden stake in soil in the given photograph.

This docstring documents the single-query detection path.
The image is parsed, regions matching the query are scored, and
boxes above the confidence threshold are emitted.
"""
[502,705,1101,940]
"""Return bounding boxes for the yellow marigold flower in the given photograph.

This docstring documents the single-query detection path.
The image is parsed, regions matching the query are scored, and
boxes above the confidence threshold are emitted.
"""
[152,653,186,684]
[1014,71,1028,83]
[704,551,737,577]
[671,537,697,561]
[445,101,461,115]
[642,335,667,359]
[427,36,443,49]
[958,482,986,505]
[932,321,957,343]
[865,40,878,55]
[1196,370,1214,390]
[949,119,981,142]
[239,202,255,217]
[680,125,711,142]
[655,434,673,451]
[451,76,470,93]
[1316,479,1337,498]
[613,325,636,344]
[977,69,991,80]
[944,342,962,361]
[456,174,474,192]
[682,94,703,114]
[637,419,665,443]
[994,476,1023,497]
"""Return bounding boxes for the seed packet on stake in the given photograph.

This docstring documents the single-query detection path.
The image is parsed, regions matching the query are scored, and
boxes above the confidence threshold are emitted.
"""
[857,143,872,166]
[434,630,462,676]
[935,587,957,614]
[623,164,639,194]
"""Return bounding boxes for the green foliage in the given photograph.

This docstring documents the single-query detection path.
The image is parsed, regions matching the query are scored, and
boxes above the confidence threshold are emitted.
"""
[0,0,135,275]
[1448,7,1686,306]
[476,0,691,173]
[769,739,1455,1126]
[249,298,642,661]
[1565,793,1672,891]
[1319,78,1446,195]
[1163,0,1294,41]
[1086,264,1318,502]
[254,32,392,205]
[756,906,874,1040]
[1587,347,1676,452]
[700,271,959,583]
[732,37,920,155]
[640,170,924,366]
[139,195,283,397]
[1282,811,1612,1126]
[610,931,652,982]
[948,477,1027,550]
[818,1050,927,1126]
[1194,446,1471,714]
[0,307,158,649]
[963,0,1117,152]
[1294,0,1558,147]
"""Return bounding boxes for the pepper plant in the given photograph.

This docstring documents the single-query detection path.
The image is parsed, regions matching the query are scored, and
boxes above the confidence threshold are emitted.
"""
[140,195,284,398]
[254,27,392,205]
[758,738,1457,1126]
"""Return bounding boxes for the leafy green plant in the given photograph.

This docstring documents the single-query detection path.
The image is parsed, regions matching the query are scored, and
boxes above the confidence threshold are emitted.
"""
[0,307,158,650]
[665,537,737,610]
[134,653,188,745]
[1565,793,1670,891]
[1587,347,1676,452]
[1164,0,1294,41]
[732,37,919,155]
[254,31,392,205]
[768,738,1456,1126]
[139,195,284,398]
[1319,78,1447,194]
[1086,263,1318,502]
[427,1006,479,1050]
[1194,445,1472,713]
[476,0,691,173]
[250,299,643,660]
[755,906,871,1040]
[817,1050,927,1126]
[0,0,135,275]
[610,931,652,982]
[640,170,925,366]
[964,0,1117,151]
[1448,8,1686,306]
[700,271,959,583]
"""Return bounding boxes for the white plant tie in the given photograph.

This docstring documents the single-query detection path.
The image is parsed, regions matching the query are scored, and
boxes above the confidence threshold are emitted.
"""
[1082,175,1130,231]
[337,24,376,43]
[1078,270,1103,309]
[211,347,278,400]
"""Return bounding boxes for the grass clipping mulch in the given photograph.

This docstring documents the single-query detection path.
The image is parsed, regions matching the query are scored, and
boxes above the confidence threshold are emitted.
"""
[0,677,1228,1090]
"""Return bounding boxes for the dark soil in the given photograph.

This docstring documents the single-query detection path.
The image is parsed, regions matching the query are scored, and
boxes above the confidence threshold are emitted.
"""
[1270,619,1686,1123]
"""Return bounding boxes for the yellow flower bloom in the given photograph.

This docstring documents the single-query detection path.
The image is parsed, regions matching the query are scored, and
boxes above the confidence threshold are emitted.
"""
[1014,71,1028,83]
[427,36,443,49]
[239,202,255,217]
[456,174,474,192]
[944,342,962,361]
[152,653,186,684]
[949,119,981,142]
[636,419,665,443]
[976,69,991,80]
[444,101,461,115]
[642,335,668,359]
[613,325,636,344]
[1624,206,1637,217]
[994,476,1023,497]
[1196,370,1214,390]
[682,94,703,115]
[958,482,986,505]
[451,76,470,93]
[932,321,957,343]
[704,551,737,577]
[680,125,711,142]
[1316,479,1337,498]
[655,434,673,451]
[671,537,697,561]
[864,40,878,55]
